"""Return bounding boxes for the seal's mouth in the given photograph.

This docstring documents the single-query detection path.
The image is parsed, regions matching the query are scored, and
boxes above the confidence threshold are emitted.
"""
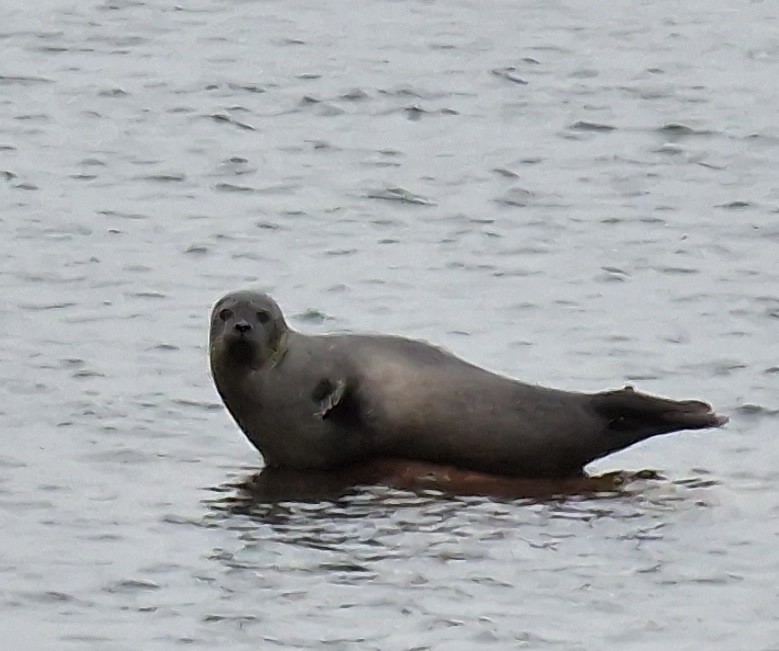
[222,332,263,366]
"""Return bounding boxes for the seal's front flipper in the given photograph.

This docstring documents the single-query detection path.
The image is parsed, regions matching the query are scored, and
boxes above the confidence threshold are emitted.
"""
[313,378,349,419]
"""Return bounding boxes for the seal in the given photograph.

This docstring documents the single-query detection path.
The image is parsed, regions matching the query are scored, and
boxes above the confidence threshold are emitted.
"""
[209,290,728,479]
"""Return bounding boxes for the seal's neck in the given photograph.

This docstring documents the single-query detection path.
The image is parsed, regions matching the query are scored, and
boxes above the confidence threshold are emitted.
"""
[266,329,289,368]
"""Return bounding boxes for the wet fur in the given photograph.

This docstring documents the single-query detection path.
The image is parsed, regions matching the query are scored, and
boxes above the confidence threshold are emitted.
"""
[209,291,728,479]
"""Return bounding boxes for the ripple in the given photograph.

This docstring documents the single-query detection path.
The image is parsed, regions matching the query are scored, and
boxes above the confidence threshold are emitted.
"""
[657,123,714,136]
[490,67,528,85]
[735,403,779,417]
[0,75,53,85]
[18,302,76,311]
[184,244,209,255]
[654,266,700,275]
[98,209,149,220]
[214,183,257,192]
[339,88,370,102]
[569,121,616,132]
[219,81,266,94]
[207,113,255,131]
[20,590,81,604]
[494,186,534,207]
[365,187,435,206]
[717,200,753,209]
[295,309,331,323]
[400,105,459,121]
[138,173,187,182]
[103,579,161,594]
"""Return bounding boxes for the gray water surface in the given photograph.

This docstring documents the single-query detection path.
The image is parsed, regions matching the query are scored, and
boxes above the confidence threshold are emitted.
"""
[1,0,778,649]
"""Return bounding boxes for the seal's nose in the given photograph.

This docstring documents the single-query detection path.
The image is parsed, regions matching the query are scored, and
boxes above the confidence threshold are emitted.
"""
[234,320,252,333]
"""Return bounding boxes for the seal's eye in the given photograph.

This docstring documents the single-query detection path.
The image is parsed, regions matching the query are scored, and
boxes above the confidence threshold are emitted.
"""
[256,310,271,324]
[218,308,233,322]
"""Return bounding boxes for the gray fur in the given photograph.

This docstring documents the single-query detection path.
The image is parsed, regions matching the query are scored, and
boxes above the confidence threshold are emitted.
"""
[209,291,727,478]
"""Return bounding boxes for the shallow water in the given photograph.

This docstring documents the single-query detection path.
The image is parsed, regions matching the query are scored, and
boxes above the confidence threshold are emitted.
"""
[1,0,778,648]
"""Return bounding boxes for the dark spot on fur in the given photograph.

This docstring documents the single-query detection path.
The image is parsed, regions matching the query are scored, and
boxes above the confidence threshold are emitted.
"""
[312,379,334,402]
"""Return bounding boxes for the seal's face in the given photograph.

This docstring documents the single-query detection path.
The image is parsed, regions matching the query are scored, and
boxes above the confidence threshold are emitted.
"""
[209,291,288,370]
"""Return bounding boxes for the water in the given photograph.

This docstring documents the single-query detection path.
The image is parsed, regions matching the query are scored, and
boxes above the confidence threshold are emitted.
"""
[1,0,778,648]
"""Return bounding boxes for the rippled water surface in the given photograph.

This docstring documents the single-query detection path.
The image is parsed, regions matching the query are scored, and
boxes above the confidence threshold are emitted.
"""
[2,0,778,649]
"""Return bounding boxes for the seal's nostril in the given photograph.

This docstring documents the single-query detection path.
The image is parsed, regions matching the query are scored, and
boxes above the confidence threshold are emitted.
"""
[234,321,251,333]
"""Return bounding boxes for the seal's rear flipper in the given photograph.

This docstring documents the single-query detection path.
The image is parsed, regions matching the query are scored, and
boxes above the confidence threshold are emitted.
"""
[592,386,728,440]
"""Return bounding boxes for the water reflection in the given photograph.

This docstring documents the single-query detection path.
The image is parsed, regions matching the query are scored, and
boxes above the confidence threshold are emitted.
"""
[207,459,673,519]
[202,462,721,577]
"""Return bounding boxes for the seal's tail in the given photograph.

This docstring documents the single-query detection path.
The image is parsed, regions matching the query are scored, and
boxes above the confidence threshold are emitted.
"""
[591,386,728,440]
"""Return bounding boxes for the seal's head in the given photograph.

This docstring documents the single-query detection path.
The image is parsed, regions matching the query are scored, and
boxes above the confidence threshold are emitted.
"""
[209,291,289,371]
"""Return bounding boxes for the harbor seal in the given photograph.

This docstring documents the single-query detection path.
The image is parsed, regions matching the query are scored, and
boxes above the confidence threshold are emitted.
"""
[209,290,728,478]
